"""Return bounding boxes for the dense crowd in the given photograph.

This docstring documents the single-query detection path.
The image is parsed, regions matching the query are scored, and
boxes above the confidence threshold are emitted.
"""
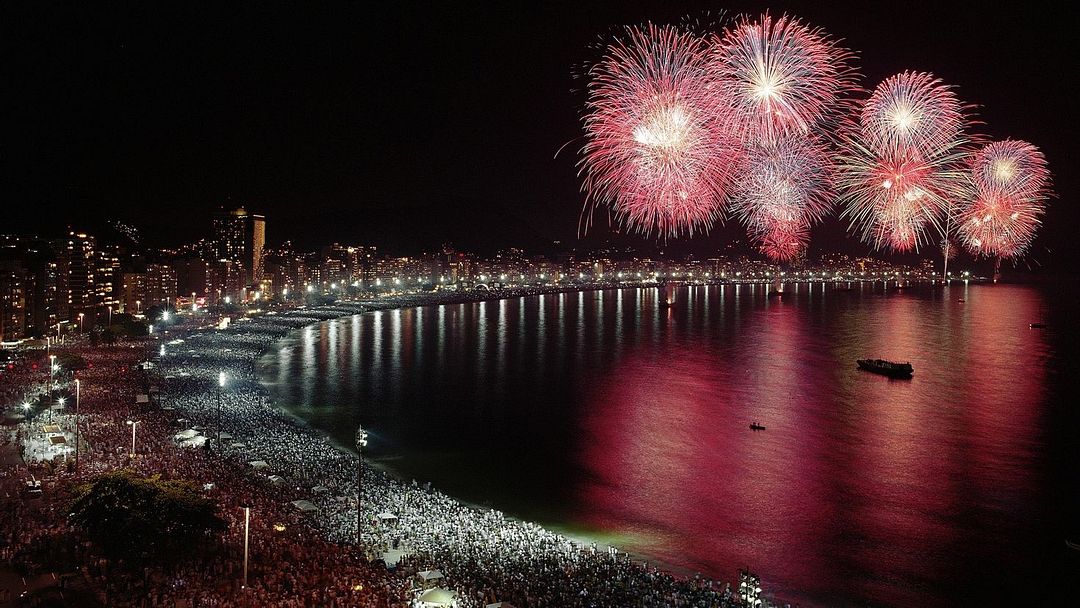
[1,291,760,607]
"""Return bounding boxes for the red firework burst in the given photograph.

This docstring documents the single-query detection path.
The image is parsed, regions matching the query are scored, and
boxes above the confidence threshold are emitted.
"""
[957,139,1049,258]
[754,218,810,262]
[859,71,967,157]
[837,138,971,252]
[729,135,834,260]
[708,13,858,143]
[579,24,742,238]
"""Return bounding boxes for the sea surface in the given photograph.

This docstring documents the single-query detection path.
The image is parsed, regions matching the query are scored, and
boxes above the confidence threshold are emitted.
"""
[258,282,1080,606]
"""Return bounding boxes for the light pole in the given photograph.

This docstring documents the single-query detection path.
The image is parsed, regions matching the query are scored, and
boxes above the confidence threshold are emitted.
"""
[217,372,227,450]
[241,505,251,588]
[74,379,81,475]
[78,312,85,333]
[125,420,139,457]
[49,354,56,393]
[355,426,368,546]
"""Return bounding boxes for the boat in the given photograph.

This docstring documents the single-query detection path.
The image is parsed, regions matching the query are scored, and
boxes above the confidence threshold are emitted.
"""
[1029,322,1047,329]
[1067,540,1080,552]
[857,359,914,378]
[750,423,766,431]
[767,290,783,299]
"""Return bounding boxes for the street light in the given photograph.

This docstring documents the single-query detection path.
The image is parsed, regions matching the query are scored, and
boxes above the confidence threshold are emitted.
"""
[241,505,252,588]
[49,354,56,393]
[78,312,85,333]
[355,426,368,545]
[217,372,227,449]
[125,420,139,457]
[74,379,81,475]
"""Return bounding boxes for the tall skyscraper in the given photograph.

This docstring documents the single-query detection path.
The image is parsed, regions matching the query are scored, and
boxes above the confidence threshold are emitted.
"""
[211,207,266,285]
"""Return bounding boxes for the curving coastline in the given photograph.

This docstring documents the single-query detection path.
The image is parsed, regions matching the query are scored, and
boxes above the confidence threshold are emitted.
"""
[158,286,759,607]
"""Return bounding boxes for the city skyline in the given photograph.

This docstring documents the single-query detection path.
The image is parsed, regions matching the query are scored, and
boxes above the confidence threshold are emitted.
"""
[3,2,1076,270]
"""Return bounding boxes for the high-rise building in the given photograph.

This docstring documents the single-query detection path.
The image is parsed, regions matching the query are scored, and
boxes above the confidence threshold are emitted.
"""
[0,236,57,339]
[53,231,97,321]
[0,258,26,342]
[211,207,266,285]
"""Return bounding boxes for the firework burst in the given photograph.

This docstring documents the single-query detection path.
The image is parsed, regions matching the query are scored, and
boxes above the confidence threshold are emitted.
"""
[753,218,810,262]
[730,135,834,260]
[859,71,966,157]
[836,137,971,252]
[708,13,857,143]
[579,24,741,238]
[957,139,1049,258]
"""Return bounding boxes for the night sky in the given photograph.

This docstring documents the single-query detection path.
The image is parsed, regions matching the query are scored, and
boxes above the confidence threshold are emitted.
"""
[4,2,1075,269]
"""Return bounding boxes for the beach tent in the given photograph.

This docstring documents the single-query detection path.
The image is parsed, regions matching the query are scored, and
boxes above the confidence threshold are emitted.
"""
[248,460,270,469]
[418,588,456,607]
[290,499,318,514]
[175,429,198,440]
[417,570,444,590]
[267,475,286,485]
[311,485,330,494]
[376,512,399,523]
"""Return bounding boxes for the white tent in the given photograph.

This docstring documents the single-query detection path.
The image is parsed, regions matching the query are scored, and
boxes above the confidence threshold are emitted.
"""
[418,570,444,583]
[487,603,518,608]
[418,588,456,607]
[175,429,198,440]
[290,499,318,514]
[179,436,207,448]
[267,475,286,485]
[376,512,399,523]
[248,460,269,469]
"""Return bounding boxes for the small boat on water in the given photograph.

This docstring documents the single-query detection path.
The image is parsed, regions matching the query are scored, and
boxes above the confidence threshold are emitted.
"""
[1067,539,1080,552]
[1030,322,1047,329]
[750,423,766,431]
[857,359,914,378]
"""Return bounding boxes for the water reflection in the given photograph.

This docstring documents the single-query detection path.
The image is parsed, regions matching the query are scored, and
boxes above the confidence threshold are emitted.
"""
[262,284,1061,607]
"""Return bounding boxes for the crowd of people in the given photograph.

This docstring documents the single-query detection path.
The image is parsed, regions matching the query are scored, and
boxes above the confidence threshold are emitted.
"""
[1,292,765,607]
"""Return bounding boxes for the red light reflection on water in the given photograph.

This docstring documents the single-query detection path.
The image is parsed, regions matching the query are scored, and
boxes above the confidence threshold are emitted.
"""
[574,286,1046,606]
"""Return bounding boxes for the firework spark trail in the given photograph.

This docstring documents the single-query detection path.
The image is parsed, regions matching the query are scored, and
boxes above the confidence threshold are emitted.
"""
[579,24,742,238]
[730,135,834,258]
[957,139,1049,258]
[708,13,858,144]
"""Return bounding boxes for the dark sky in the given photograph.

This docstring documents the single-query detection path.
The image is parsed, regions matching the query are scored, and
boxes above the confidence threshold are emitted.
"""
[3,1,1075,268]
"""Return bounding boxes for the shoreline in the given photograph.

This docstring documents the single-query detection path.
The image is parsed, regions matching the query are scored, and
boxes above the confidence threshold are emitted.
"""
[155,285,759,606]
[253,287,703,575]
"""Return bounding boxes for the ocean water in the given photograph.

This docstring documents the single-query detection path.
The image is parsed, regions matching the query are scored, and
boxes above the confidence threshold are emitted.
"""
[259,282,1080,606]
